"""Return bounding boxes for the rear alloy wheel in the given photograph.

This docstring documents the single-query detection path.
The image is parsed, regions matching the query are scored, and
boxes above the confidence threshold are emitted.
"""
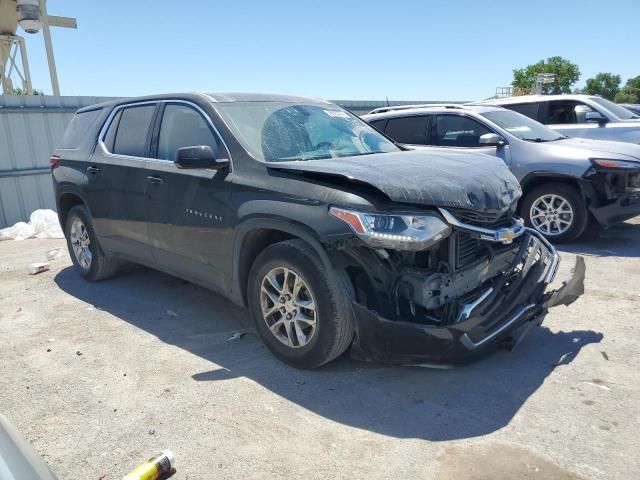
[70,218,93,271]
[521,183,588,243]
[248,239,355,369]
[65,205,120,281]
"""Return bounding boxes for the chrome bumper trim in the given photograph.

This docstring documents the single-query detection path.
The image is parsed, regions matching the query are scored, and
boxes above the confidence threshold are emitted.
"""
[456,287,494,322]
[460,304,537,350]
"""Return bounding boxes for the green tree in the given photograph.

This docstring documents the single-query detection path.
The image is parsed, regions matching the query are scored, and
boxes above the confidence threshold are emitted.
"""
[583,73,621,100]
[12,87,44,95]
[512,56,581,94]
[614,75,640,103]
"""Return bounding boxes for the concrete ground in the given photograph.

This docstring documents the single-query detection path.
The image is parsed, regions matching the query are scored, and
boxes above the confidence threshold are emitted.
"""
[1,221,639,480]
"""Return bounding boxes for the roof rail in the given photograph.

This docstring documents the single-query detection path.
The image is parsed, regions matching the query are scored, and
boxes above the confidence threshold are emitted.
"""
[367,103,466,115]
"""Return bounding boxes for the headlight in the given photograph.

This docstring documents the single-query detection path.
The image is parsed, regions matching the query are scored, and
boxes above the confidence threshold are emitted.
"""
[329,206,451,251]
[591,158,640,170]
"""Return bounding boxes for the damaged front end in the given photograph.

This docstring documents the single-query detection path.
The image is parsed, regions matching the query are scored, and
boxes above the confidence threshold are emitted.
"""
[329,206,585,366]
[582,159,640,228]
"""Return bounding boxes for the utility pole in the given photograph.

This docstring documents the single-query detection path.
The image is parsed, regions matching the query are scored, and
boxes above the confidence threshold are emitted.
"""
[39,0,59,95]
[39,0,77,96]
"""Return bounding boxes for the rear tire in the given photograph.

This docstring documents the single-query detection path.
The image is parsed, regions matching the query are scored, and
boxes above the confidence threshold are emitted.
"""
[520,183,588,243]
[248,239,355,369]
[65,205,119,281]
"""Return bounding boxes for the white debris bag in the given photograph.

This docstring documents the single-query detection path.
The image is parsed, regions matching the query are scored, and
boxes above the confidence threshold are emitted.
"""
[0,209,64,241]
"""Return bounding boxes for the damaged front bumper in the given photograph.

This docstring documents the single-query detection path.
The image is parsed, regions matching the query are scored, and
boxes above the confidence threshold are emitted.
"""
[582,167,640,228]
[350,230,586,366]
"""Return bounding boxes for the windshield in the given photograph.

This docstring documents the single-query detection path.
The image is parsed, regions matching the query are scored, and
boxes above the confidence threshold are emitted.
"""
[481,110,565,142]
[590,97,639,120]
[214,102,399,162]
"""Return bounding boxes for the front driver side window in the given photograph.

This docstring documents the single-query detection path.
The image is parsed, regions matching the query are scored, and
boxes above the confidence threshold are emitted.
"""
[434,115,491,147]
[157,104,225,161]
[546,101,596,125]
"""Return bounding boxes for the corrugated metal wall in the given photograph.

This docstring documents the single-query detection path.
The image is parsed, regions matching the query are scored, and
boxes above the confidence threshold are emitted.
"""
[0,95,115,228]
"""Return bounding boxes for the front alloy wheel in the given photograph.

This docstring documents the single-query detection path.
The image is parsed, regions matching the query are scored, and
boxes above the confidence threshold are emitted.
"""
[260,267,317,348]
[529,194,574,237]
[248,239,355,369]
[521,183,588,243]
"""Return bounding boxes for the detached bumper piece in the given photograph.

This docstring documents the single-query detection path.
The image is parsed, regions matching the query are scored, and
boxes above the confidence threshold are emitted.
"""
[350,230,585,366]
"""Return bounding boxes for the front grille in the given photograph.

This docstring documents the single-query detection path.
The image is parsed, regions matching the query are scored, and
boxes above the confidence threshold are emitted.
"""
[449,207,516,229]
[455,232,488,270]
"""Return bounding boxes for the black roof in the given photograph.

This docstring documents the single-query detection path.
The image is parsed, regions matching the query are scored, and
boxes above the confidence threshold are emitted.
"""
[77,92,331,113]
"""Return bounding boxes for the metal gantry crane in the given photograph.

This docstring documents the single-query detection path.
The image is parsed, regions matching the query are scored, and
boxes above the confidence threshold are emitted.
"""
[0,0,77,95]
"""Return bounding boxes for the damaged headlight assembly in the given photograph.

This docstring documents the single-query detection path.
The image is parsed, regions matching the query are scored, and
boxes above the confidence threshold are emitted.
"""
[329,206,451,251]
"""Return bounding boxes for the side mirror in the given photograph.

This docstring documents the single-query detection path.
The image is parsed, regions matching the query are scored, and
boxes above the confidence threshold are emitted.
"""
[479,133,506,147]
[174,145,228,170]
[585,111,608,125]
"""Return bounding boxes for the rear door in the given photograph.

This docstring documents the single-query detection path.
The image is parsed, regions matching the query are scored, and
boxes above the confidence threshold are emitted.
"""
[144,101,233,291]
[85,102,158,262]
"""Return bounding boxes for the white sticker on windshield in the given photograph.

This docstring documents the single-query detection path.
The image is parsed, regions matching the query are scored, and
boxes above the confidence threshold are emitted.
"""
[324,109,350,118]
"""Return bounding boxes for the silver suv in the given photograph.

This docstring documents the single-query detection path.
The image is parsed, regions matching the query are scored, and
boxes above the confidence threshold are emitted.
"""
[479,94,640,144]
[362,104,640,242]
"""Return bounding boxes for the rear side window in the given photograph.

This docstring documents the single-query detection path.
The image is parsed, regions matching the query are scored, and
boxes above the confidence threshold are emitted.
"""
[61,109,102,148]
[434,115,491,147]
[504,103,540,121]
[110,105,156,157]
[385,116,429,144]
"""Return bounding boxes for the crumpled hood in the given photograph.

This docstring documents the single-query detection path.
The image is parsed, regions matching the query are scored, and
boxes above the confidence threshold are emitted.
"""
[268,150,522,211]
[552,138,640,162]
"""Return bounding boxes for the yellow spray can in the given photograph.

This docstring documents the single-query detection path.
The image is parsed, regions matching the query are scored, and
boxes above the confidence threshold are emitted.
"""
[122,450,175,480]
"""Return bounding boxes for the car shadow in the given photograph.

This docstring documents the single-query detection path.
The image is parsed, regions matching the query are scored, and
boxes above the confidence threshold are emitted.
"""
[559,220,640,258]
[54,265,602,441]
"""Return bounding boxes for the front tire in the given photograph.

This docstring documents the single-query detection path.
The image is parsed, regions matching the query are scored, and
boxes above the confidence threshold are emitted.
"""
[248,239,355,369]
[65,205,119,281]
[520,183,588,243]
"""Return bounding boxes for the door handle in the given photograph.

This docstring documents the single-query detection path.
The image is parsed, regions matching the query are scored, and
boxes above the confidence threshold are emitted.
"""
[86,166,101,174]
[147,176,164,185]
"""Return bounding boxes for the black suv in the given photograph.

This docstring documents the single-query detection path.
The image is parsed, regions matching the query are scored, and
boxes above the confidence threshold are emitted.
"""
[52,93,584,368]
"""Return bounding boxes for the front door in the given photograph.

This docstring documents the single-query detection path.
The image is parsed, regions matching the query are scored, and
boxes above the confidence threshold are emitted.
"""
[144,102,233,291]
[542,100,612,141]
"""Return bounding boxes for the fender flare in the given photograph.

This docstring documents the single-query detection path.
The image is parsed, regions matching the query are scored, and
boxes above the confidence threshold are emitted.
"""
[519,171,582,193]
[55,186,91,226]
[229,217,338,306]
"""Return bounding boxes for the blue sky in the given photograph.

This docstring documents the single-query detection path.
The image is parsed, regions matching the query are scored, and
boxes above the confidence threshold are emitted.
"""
[20,0,640,101]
